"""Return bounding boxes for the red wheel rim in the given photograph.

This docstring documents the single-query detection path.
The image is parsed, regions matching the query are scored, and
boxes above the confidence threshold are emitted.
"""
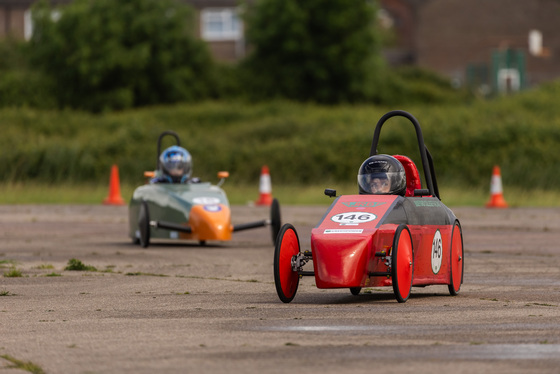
[450,224,463,293]
[395,229,413,300]
[276,227,300,300]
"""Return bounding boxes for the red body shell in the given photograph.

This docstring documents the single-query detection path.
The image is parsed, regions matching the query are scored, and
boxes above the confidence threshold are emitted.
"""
[311,195,454,289]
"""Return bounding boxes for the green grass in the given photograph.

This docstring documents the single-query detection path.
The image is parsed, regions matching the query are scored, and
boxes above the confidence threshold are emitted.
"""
[0,259,18,268]
[0,182,134,205]
[125,272,169,277]
[64,258,97,272]
[3,85,560,193]
[3,267,23,277]
[36,264,54,270]
[1,181,560,207]
[0,354,45,374]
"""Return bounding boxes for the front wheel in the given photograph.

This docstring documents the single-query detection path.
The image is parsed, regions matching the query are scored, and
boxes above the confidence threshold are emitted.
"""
[273,224,300,303]
[138,201,151,248]
[392,225,414,303]
[448,221,464,296]
[270,198,282,244]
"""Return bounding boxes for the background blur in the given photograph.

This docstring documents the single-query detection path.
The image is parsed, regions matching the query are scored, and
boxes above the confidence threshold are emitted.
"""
[1,0,560,204]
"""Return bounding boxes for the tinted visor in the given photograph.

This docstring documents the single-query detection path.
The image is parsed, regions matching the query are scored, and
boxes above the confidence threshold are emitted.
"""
[358,171,405,195]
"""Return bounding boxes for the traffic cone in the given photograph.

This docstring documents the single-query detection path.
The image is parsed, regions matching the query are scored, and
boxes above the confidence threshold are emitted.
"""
[255,165,273,206]
[103,164,125,205]
[485,165,508,208]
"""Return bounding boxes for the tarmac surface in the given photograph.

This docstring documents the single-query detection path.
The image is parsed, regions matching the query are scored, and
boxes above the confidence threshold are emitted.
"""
[1,204,560,374]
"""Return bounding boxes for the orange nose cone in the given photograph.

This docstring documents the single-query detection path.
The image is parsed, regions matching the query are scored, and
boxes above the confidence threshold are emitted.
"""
[189,204,232,241]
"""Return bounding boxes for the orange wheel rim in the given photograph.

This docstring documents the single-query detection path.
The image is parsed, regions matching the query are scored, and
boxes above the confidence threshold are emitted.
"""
[396,230,413,299]
[451,224,463,292]
[278,228,299,299]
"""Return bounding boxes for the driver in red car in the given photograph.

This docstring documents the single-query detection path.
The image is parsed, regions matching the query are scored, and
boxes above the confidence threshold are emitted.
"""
[357,154,406,196]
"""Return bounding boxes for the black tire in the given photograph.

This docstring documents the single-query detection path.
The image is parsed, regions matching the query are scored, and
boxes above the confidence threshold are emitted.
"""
[392,225,414,303]
[273,224,301,303]
[350,287,362,296]
[138,201,151,248]
[448,221,464,296]
[270,198,282,244]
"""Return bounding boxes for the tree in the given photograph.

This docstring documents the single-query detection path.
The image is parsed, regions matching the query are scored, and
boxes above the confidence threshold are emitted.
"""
[241,0,385,103]
[0,39,55,108]
[28,0,216,112]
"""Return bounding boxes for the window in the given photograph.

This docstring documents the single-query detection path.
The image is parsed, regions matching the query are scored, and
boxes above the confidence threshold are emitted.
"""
[23,8,61,40]
[200,8,242,41]
[24,9,32,40]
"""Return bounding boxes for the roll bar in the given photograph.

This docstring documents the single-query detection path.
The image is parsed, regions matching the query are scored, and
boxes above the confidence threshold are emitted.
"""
[369,110,440,199]
[156,131,181,170]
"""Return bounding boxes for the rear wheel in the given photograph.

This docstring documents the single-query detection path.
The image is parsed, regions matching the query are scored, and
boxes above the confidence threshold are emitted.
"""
[392,225,414,303]
[350,287,362,296]
[448,221,464,296]
[138,201,150,248]
[273,224,300,303]
[270,198,282,244]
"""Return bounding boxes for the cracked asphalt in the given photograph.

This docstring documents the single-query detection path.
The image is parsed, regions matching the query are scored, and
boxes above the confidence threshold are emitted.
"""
[1,204,559,373]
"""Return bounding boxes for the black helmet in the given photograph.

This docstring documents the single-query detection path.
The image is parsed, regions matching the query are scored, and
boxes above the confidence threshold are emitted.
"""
[159,146,192,183]
[357,154,406,196]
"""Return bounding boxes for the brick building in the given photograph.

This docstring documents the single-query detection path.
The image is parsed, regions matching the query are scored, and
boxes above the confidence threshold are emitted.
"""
[2,0,560,92]
[0,0,246,61]
[414,0,560,91]
[380,0,560,92]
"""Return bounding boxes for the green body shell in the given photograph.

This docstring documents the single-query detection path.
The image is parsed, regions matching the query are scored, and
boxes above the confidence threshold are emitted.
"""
[128,182,230,242]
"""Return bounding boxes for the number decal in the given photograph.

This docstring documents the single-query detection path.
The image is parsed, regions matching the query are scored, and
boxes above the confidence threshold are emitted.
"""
[330,212,377,225]
[193,197,220,205]
[431,229,443,274]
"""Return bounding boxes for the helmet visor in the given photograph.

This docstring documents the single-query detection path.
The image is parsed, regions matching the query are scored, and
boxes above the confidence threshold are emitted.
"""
[358,171,404,195]
[163,152,188,177]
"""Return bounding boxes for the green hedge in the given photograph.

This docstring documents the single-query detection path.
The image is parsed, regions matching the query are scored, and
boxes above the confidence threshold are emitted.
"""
[2,81,560,190]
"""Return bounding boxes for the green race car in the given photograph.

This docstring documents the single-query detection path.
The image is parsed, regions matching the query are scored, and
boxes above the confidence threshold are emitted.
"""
[129,131,281,247]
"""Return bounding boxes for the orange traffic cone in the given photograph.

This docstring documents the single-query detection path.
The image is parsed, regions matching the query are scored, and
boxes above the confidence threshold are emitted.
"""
[255,165,273,206]
[485,165,508,208]
[103,164,125,205]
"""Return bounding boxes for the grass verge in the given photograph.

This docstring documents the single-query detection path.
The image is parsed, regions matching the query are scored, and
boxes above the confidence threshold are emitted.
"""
[1,182,560,207]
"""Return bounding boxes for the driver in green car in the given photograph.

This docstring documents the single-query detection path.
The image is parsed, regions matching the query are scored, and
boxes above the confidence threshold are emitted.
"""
[152,146,199,184]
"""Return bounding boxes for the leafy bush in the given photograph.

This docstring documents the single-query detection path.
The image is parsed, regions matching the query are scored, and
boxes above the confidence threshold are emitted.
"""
[0,70,57,109]
[28,0,217,112]
[2,81,560,191]
[381,67,473,105]
[0,40,56,108]
[241,0,385,103]
[1,1,469,110]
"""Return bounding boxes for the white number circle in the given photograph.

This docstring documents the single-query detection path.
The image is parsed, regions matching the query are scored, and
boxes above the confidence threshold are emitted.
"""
[193,197,221,205]
[431,229,443,274]
[331,212,377,225]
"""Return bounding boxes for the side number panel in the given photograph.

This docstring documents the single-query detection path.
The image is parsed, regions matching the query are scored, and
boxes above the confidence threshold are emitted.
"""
[412,226,452,285]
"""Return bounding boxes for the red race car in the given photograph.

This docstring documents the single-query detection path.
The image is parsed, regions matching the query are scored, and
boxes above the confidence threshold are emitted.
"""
[274,110,464,303]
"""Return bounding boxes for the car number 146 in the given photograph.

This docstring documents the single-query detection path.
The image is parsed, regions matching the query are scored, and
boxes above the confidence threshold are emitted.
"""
[331,212,377,225]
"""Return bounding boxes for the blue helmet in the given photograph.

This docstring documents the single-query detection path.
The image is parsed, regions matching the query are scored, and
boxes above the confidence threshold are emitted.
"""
[159,146,192,183]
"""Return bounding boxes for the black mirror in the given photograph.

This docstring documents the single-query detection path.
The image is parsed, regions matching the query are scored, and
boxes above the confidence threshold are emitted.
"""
[324,189,337,198]
[413,189,430,197]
